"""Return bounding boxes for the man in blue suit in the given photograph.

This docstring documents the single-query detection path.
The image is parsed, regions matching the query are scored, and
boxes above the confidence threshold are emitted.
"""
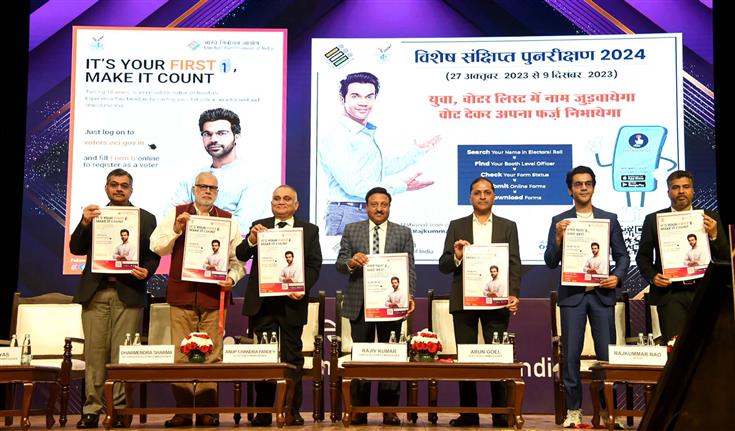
[336,186,416,426]
[544,166,630,428]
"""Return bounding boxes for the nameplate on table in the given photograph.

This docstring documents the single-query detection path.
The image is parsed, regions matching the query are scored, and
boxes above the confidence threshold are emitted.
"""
[223,344,278,363]
[457,344,513,363]
[351,342,407,362]
[0,347,21,366]
[608,345,667,366]
[119,345,175,364]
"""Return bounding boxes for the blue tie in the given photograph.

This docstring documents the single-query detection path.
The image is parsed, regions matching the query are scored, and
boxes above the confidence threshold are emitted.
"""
[373,225,380,254]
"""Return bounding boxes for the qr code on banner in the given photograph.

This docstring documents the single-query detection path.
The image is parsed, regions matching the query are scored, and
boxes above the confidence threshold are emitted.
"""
[622,225,642,256]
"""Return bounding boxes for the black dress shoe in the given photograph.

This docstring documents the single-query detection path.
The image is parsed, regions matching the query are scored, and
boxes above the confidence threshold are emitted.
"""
[112,414,131,428]
[250,414,272,427]
[286,412,304,426]
[349,412,367,425]
[76,413,99,429]
[382,413,401,426]
[449,414,480,427]
[164,415,193,428]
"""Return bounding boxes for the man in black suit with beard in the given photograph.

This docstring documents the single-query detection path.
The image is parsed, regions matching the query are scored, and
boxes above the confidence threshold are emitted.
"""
[636,170,728,343]
[236,184,322,426]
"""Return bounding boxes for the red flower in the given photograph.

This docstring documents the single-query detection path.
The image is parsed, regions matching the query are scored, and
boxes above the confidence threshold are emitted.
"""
[427,342,438,353]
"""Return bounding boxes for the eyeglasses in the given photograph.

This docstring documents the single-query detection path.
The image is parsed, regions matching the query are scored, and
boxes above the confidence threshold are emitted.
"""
[107,182,131,190]
[200,130,232,139]
[194,184,219,192]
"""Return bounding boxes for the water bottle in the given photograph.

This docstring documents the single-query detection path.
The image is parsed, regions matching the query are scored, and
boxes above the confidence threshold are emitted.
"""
[491,331,500,344]
[9,334,18,347]
[261,332,268,345]
[389,331,397,343]
[399,332,407,344]
[501,331,510,344]
[21,334,32,365]
[123,333,132,346]
[637,333,645,346]
[647,333,655,346]
[132,332,141,346]
[270,331,280,362]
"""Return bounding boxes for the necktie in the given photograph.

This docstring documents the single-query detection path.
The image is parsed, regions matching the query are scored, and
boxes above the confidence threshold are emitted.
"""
[277,221,287,228]
[373,225,380,254]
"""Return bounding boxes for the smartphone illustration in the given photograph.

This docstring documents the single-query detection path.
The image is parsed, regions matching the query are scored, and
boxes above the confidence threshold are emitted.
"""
[611,125,668,192]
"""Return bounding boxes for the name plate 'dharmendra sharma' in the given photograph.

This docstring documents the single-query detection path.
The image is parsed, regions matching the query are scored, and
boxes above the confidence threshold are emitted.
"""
[119,345,175,364]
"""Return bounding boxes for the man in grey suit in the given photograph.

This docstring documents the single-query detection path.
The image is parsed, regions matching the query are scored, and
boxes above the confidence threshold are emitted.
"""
[439,177,520,428]
[336,186,416,426]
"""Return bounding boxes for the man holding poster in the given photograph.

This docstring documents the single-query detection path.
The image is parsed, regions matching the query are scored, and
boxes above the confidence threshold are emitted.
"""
[235,185,322,427]
[336,187,416,426]
[636,170,728,343]
[544,166,629,428]
[439,177,520,428]
[150,172,244,428]
[69,169,160,429]
[319,72,440,236]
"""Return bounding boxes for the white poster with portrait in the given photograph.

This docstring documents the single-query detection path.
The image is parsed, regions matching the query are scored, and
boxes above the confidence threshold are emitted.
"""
[561,218,611,286]
[462,244,509,310]
[257,228,305,297]
[363,253,409,321]
[657,210,710,281]
[182,215,232,283]
[65,27,286,275]
[91,207,140,273]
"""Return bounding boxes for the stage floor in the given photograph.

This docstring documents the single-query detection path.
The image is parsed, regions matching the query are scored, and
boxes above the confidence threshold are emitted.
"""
[15,413,642,430]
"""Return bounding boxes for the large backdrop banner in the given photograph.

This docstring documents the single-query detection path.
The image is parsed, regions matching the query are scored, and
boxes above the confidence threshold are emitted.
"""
[310,34,683,264]
[64,27,286,274]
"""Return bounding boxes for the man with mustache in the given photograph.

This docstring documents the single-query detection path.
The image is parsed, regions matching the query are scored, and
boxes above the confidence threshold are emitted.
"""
[336,187,416,426]
[70,168,160,429]
[151,171,245,428]
[171,108,270,233]
[636,170,728,342]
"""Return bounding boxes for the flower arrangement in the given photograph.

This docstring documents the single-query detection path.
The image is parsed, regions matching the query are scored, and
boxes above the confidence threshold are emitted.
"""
[180,332,214,362]
[410,328,443,357]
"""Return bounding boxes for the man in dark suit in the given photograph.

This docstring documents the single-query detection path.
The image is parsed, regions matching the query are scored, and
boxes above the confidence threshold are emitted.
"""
[544,166,630,428]
[69,168,160,429]
[439,177,520,428]
[336,186,416,426]
[235,184,322,427]
[636,170,728,343]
